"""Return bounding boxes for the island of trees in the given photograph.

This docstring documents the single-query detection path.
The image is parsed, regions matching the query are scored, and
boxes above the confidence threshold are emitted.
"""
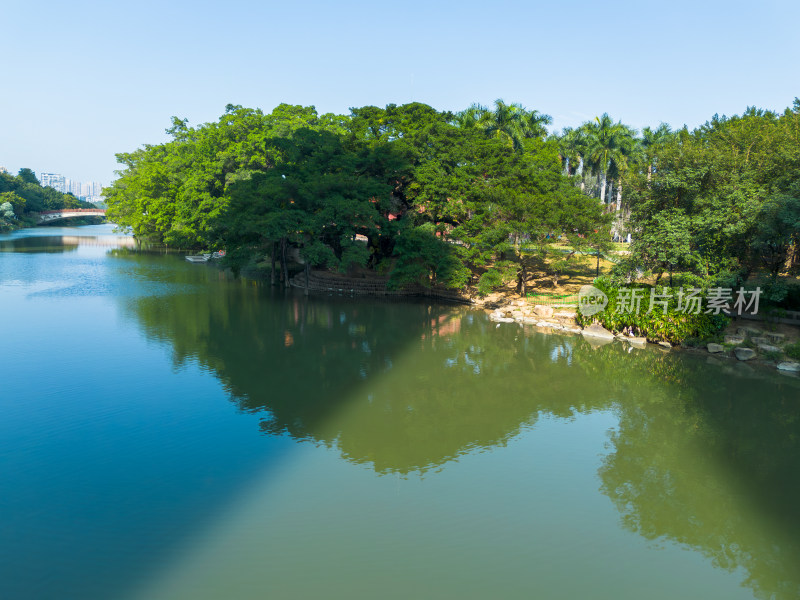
[0,168,98,231]
[103,99,800,324]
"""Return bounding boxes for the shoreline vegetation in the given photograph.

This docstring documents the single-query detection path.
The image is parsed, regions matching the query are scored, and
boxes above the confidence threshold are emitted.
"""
[95,99,800,363]
[269,264,799,374]
[1,169,100,232]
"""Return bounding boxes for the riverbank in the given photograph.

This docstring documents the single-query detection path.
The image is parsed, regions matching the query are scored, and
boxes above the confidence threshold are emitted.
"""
[484,296,800,375]
[236,264,800,375]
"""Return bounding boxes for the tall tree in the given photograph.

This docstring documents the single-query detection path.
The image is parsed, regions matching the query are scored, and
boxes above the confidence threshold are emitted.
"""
[17,168,39,185]
[455,100,552,151]
[583,114,634,206]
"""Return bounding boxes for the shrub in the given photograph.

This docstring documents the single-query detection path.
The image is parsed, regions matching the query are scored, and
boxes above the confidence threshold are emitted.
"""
[785,342,800,361]
[576,280,729,344]
[762,349,784,362]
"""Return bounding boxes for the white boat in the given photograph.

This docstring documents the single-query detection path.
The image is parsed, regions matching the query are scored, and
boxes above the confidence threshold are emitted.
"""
[185,255,210,263]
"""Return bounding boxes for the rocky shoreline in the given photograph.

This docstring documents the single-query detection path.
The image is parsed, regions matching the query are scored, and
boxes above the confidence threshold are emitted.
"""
[284,270,800,375]
[487,300,800,376]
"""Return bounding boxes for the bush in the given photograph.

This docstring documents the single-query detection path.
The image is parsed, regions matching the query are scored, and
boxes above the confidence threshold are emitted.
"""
[785,342,800,361]
[576,280,729,344]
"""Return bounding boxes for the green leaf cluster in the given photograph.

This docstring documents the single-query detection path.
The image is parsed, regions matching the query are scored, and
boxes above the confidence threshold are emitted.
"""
[624,104,800,286]
[575,279,729,343]
[106,101,609,292]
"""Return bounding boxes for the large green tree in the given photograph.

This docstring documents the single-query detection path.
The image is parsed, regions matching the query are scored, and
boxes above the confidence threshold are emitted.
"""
[455,99,552,151]
[624,101,800,285]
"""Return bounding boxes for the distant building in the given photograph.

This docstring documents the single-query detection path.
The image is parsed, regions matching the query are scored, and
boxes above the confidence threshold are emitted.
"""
[38,171,105,201]
[40,172,67,193]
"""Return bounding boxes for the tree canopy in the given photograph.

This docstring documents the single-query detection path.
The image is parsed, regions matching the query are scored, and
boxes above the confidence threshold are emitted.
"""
[106,101,607,293]
[104,98,800,298]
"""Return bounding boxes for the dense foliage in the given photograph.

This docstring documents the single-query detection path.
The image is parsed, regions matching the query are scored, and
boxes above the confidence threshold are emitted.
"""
[574,278,729,344]
[556,102,800,297]
[105,102,608,291]
[105,99,800,300]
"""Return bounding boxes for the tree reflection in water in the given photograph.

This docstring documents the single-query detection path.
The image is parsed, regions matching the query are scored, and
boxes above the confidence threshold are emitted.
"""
[119,262,800,599]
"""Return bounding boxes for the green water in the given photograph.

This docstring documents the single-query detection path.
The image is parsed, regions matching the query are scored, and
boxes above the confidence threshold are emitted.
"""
[1,224,799,600]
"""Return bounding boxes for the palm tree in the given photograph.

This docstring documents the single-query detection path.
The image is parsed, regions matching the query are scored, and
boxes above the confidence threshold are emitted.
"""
[556,127,587,177]
[608,124,637,214]
[521,108,552,140]
[584,114,635,206]
[453,103,486,131]
[639,123,672,181]
[454,100,552,151]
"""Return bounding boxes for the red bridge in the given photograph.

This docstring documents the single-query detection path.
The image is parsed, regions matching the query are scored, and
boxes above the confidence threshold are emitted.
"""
[37,208,107,224]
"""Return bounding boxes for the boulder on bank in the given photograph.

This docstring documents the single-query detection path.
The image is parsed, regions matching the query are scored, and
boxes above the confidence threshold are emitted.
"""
[757,343,782,354]
[725,335,744,345]
[707,343,724,353]
[734,347,757,361]
[533,305,554,318]
[627,337,647,348]
[553,310,577,320]
[737,326,760,337]
[777,361,800,372]
[581,323,615,341]
[767,332,785,344]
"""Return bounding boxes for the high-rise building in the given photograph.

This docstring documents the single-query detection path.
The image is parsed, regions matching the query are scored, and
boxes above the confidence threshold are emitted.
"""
[38,171,105,201]
[40,173,66,193]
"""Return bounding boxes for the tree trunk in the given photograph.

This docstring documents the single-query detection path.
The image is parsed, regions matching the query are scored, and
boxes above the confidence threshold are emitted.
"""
[596,250,600,276]
[599,172,607,204]
[280,237,288,284]
[616,180,623,214]
[517,258,527,296]
[271,242,277,285]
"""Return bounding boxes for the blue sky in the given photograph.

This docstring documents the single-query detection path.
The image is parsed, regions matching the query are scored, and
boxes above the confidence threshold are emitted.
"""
[1,0,798,184]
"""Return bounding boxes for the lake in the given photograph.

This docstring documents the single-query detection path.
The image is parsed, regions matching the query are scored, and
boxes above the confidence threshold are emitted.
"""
[1,224,799,600]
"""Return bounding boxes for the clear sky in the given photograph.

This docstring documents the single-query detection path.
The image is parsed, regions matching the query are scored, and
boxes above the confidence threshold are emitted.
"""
[1,0,798,185]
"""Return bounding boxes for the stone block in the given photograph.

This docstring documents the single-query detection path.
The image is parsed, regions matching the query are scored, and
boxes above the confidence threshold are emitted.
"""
[553,310,577,319]
[581,323,615,340]
[734,347,756,361]
[533,305,554,318]
[724,335,744,345]
[758,343,782,354]
[777,361,800,372]
[707,343,724,353]
[766,332,785,344]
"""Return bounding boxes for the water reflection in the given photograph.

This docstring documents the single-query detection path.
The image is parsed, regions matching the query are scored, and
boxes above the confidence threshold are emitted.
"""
[0,229,137,253]
[117,270,800,599]
[0,235,80,253]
